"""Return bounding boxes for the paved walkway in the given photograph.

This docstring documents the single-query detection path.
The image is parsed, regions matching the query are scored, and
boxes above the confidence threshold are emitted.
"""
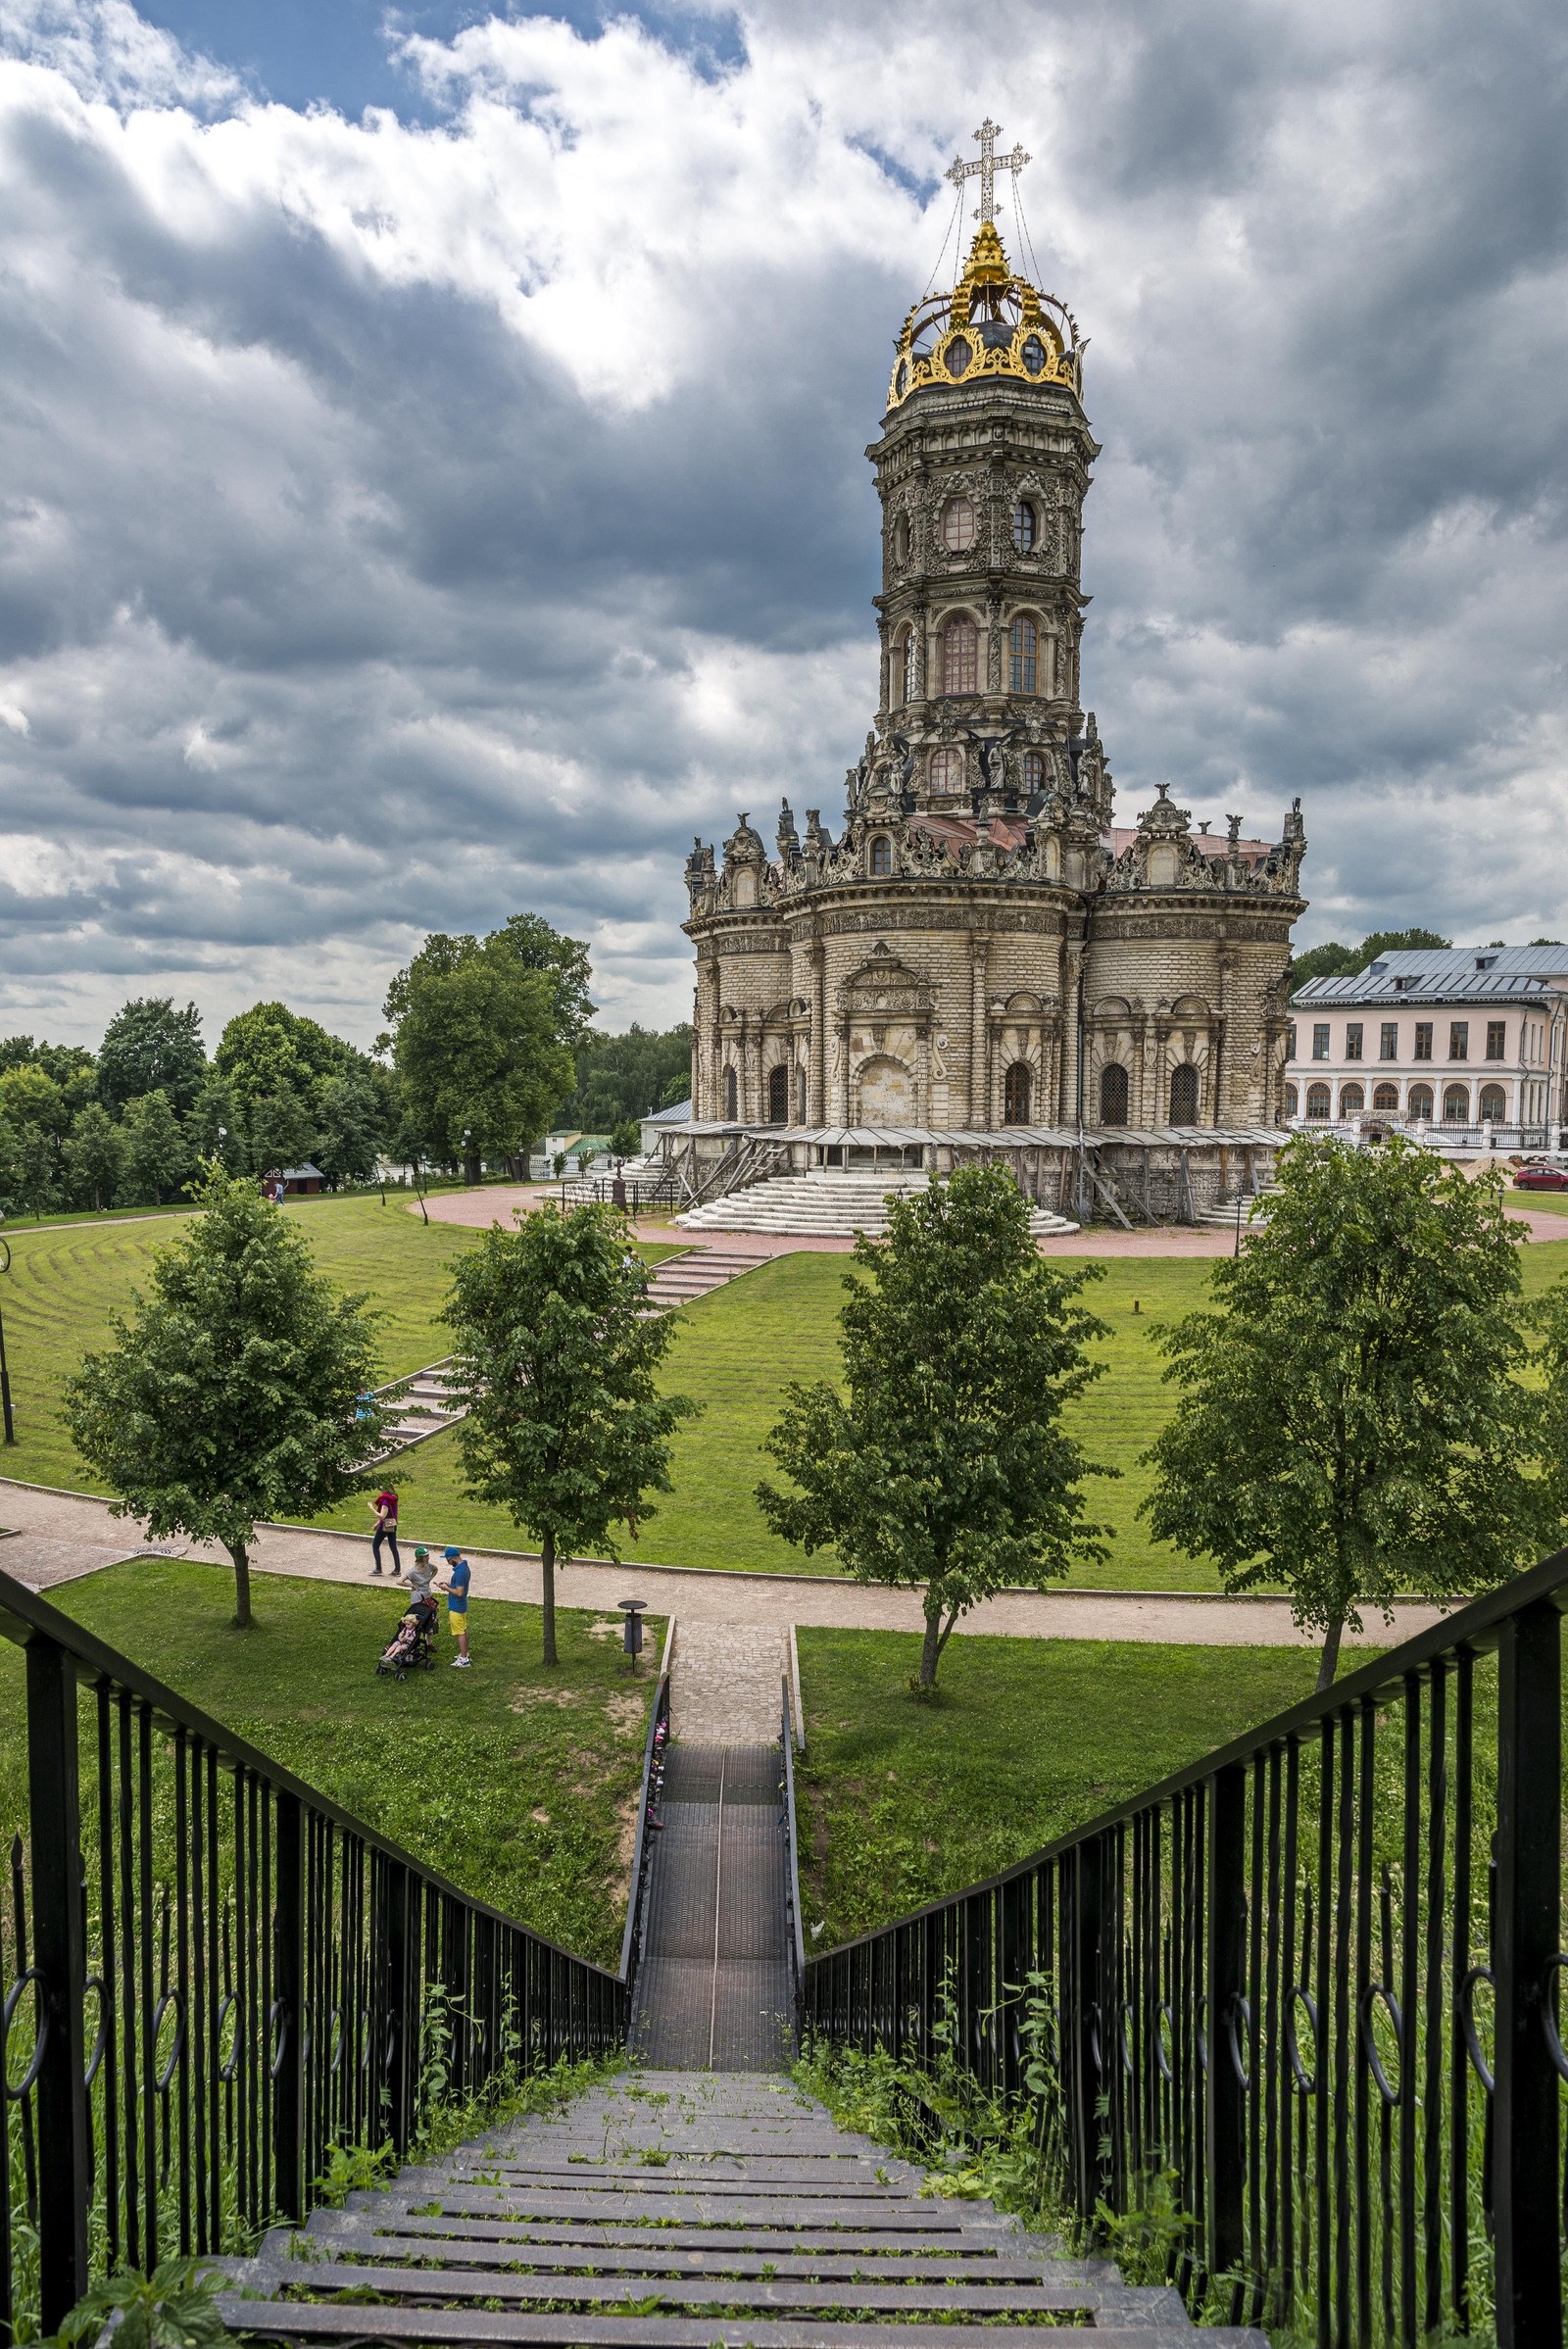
[417,1182,1568,1254]
[0,1479,1448,1653]
[669,1621,791,1741]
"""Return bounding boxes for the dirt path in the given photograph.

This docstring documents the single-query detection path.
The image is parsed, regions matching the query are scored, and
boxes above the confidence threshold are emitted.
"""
[0,1477,1448,1653]
[415,1182,1568,1254]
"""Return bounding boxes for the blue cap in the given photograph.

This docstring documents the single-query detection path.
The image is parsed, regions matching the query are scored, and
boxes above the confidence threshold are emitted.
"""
[443,1545,461,1559]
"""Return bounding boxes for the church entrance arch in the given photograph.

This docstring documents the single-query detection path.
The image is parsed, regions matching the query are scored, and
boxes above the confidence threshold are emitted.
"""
[856,1055,915,1125]
[1099,1064,1129,1125]
[767,1064,789,1125]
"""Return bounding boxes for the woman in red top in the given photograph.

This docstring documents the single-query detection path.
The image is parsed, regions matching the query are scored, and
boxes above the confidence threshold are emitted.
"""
[369,1489,401,1578]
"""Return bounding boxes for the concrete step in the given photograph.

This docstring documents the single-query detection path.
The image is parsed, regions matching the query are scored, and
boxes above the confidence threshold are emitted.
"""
[675,1173,1077,1240]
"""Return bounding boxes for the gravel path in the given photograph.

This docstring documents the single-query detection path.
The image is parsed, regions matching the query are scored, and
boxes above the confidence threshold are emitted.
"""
[0,1477,1448,1652]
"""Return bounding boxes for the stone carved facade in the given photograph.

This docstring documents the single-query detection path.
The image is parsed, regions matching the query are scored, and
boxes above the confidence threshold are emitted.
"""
[682,220,1306,1143]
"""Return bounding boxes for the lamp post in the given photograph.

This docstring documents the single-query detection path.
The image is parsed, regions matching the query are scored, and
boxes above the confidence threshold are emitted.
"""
[0,1231,15,1443]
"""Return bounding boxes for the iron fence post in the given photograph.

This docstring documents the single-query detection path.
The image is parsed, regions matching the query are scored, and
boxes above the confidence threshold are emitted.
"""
[1206,1763,1246,2290]
[25,1635,90,2332]
[1494,1599,1562,2349]
[1070,1835,1101,2223]
[384,1861,414,2149]
[272,1790,305,2221]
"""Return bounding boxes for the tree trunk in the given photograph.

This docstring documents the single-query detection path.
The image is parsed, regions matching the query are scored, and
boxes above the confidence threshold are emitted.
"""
[227,1539,253,1630]
[916,1591,944,1688]
[1315,1613,1345,1692]
[541,1527,559,1667]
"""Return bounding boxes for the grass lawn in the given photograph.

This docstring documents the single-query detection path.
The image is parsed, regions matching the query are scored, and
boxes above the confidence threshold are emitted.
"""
[1515,1189,1568,1217]
[794,1627,1329,1944]
[0,1560,661,1969]
[6,1193,1566,1592]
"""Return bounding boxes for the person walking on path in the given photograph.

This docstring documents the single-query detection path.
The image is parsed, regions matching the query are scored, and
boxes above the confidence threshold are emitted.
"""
[440,1543,471,1666]
[368,1488,401,1578]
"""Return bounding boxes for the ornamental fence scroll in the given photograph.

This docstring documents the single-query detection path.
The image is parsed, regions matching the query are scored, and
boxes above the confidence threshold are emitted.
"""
[0,1566,633,2346]
[804,1542,1568,2349]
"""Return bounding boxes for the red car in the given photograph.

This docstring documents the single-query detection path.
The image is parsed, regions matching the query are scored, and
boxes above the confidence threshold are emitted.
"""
[1513,1164,1568,1191]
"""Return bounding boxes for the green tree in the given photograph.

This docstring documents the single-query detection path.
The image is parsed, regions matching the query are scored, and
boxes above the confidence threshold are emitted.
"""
[97,998,207,1115]
[386,933,575,1180]
[563,1024,693,1129]
[118,1090,190,1206]
[64,1164,386,1626]
[660,1069,692,1109]
[0,1062,67,1140]
[0,1114,60,1219]
[441,1202,698,1664]
[757,1165,1111,1690]
[248,1084,318,1176]
[489,912,596,1045]
[1142,1136,1542,1688]
[186,1072,246,1169]
[316,1067,394,1187]
[64,1101,125,1210]
[214,1002,357,1111]
[1532,1276,1568,1548]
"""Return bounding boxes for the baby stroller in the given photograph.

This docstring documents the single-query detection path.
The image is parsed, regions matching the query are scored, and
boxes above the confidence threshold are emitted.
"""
[376,1590,438,1680]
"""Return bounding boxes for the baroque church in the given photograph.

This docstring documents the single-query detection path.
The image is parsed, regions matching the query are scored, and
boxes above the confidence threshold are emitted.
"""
[668,127,1306,1226]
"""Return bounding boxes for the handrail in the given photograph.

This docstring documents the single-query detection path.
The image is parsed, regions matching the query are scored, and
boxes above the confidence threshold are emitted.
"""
[616,1671,669,1989]
[780,1677,806,2049]
[804,1541,1568,2344]
[0,1562,643,2344]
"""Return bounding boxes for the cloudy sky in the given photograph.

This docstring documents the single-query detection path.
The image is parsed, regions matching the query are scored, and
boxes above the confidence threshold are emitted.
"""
[1,0,1564,1051]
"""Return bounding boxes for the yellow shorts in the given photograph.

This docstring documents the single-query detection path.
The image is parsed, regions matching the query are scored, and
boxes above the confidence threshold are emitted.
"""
[448,1610,467,1633]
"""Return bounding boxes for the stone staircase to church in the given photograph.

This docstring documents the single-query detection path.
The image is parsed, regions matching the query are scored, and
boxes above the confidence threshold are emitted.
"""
[675,1169,1079,1240]
[1192,1186,1277,1231]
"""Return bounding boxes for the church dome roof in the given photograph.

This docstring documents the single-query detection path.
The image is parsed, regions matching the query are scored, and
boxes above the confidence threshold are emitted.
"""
[886,220,1083,414]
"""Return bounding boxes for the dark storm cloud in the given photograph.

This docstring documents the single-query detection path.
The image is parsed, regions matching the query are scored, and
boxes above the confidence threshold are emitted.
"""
[0,0,1564,1047]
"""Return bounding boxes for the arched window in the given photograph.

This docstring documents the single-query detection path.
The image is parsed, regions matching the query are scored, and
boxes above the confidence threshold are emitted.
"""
[868,836,893,877]
[1022,751,1046,793]
[723,1066,738,1122]
[902,630,918,704]
[941,619,978,694]
[1339,1084,1364,1116]
[1100,1064,1130,1125]
[892,514,910,563]
[1372,1083,1399,1112]
[1004,1062,1032,1125]
[1444,1085,1470,1123]
[1009,616,1038,694]
[1479,1084,1507,1121]
[1407,1084,1434,1120]
[1285,1085,1298,1117]
[797,1066,808,1123]
[941,496,976,552]
[1170,1063,1200,1124]
[767,1063,789,1125]
[1012,498,1038,553]
[1305,1083,1332,1120]
[929,746,965,795]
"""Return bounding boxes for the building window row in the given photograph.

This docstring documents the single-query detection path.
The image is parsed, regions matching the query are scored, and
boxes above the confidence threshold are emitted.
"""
[891,614,1054,704]
[1288,1081,1511,1124]
[1295,1016,1509,1063]
[938,495,1043,557]
[1096,1062,1200,1126]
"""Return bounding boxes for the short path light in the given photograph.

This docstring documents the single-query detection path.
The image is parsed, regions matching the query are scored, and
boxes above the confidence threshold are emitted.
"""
[618,1598,647,1673]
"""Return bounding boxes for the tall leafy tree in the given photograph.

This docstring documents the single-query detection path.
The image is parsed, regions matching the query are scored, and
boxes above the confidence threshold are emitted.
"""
[0,1116,60,1219]
[64,1101,125,1210]
[315,1067,395,1186]
[564,1024,694,1130]
[65,1164,386,1626]
[214,1002,357,1112]
[0,1063,66,1140]
[1531,1275,1568,1550]
[441,1203,698,1664]
[489,913,596,1045]
[1143,1136,1543,1688]
[385,930,576,1179]
[97,998,207,1115]
[758,1165,1111,1690]
[186,1072,246,1170]
[118,1090,190,1206]
[248,1085,318,1176]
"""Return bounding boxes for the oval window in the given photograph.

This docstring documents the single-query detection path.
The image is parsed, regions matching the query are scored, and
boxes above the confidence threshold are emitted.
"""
[1021,335,1046,376]
[1012,499,1037,553]
[946,337,972,378]
[942,496,976,554]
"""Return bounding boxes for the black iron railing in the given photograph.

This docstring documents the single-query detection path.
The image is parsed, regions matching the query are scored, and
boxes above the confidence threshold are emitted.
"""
[0,1566,637,2345]
[780,1679,806,2050]
[618,1671,669,1985]
[805,1543,1568,2348]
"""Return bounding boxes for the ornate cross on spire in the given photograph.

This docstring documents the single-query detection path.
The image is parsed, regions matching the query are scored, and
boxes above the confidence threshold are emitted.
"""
[945,117,1030,225]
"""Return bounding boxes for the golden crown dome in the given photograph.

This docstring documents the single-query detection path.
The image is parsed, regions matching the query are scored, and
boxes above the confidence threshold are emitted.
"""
[886,220,1083,413]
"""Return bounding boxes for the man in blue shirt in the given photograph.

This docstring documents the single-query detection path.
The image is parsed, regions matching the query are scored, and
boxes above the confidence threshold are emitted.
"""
[440,1544,471,1668]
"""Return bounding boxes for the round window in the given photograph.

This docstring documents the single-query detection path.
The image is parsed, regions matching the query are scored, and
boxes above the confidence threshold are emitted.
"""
[1012,499,1037,553]
[946,336,972,378]
[1021,335,1046,376]
[942,496,976,554]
